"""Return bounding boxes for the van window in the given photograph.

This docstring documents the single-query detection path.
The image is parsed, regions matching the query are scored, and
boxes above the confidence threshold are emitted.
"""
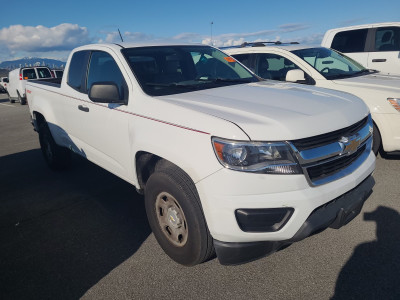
[331,29,368,53]
[67,50,90,92]
[36,68,52,78]
[375,27,400,51]
[22,69,37,80]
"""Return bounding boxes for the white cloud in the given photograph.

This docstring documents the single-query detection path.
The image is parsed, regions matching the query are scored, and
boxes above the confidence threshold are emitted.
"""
[278,23,310,33]
[0,23,92,52]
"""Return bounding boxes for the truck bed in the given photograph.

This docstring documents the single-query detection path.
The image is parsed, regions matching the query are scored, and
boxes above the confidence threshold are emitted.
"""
[30,77,62,88]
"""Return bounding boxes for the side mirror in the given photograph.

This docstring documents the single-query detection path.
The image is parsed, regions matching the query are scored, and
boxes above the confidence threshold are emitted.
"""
[89,82,125,104]
[286,69,306,83]
[4,78,8,83]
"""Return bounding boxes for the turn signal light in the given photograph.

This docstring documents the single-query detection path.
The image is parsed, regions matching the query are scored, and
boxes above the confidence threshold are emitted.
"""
[388,98,400,112]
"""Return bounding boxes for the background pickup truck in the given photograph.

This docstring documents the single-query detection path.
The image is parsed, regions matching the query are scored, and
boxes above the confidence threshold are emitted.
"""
[26,43,375,265]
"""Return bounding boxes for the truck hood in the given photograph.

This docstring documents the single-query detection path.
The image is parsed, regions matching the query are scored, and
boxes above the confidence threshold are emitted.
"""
[332,73,400,92]
[157,81,369,141]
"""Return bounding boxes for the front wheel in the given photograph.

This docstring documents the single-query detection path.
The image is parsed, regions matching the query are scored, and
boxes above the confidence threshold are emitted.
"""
[372,123,381,156]
[144,163,214,266]
[38,122,71,170]
[8,92,15,103]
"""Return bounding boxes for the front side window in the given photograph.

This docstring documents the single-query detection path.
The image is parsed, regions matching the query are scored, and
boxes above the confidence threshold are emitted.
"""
[122,46,258,96]
[255,54,300,81]
[36,68,52,79]
[292,47,366,79]
[86,51,128,101]
[375,27,400,51]
[67,50,90,92]
[331,29,368,53]
[22,69,37,80]
[231,54,254,72]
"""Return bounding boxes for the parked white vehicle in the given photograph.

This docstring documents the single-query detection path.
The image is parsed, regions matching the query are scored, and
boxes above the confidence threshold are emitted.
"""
[226,43,400,155]
[8,66,53,104]
[0,77,8,93]
[321,22,400,76]
[26,43,375,266]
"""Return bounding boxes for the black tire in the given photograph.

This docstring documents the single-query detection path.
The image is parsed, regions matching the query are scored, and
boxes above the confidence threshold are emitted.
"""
[38,122,71,170]
[144,162,214,266]
[372,123,381,156]
[18,92,26,105]
[8,92,15,103]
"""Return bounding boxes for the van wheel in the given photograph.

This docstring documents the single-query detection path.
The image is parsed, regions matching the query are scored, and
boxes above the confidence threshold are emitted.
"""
[18,92,26,105]
[144,163,214,266]
[372,123,381,156]
[8,92,15,103]
[38,122,71,170]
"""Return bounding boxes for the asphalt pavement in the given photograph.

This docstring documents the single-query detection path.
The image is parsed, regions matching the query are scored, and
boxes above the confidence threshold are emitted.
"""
[0,93,399,300]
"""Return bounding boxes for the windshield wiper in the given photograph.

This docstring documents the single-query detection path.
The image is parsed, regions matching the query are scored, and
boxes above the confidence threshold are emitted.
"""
[211,78,253,83]
[145,82,200,89]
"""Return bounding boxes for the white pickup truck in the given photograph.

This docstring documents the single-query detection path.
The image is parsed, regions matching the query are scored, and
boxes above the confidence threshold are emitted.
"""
[26,43,375,266]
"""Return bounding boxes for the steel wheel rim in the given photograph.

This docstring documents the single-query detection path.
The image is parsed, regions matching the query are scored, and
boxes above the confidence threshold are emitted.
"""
[155,192,188,247]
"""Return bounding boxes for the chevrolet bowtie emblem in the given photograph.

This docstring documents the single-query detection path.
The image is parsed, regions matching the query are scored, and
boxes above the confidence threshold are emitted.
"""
[339,135,361,155]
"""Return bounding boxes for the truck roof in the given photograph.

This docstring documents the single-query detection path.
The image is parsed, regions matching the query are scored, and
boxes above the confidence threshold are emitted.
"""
[73,42,206,52]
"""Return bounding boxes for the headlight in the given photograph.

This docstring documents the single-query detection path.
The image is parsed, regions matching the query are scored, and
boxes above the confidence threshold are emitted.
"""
[212,137,301,174]
[387,98,400,112]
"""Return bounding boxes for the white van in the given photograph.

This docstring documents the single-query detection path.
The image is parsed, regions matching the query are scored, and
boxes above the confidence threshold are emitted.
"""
[322,22,400,75]
[0,77,8,93]
[7,66,53,104]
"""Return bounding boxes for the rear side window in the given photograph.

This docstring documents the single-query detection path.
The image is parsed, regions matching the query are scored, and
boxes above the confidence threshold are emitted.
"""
[331,29,368,53]
[67,50,90,92]
[375,27,400,51]
[36,68,52,78]
[22,69,37,80]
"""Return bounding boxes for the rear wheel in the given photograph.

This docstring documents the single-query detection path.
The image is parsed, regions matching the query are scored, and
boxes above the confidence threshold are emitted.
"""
[18,92,26,105]
[372,123,381,156]
[38,122,71,170]
[144,162,214,266]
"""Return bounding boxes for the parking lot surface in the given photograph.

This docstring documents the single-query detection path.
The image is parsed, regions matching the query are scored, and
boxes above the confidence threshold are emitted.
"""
[1,93,399,300]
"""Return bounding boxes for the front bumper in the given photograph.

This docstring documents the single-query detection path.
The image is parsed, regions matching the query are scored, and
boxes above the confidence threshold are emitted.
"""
[214,175,375,265]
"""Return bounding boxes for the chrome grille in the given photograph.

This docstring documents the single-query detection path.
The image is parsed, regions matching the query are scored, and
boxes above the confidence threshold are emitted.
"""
[289,115,373,186]
[292,116,369,151]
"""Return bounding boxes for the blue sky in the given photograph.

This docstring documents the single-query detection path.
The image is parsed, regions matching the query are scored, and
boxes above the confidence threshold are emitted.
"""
[0,0,399,62]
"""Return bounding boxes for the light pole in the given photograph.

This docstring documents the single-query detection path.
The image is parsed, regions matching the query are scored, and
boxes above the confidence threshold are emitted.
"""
[210,21,213,46]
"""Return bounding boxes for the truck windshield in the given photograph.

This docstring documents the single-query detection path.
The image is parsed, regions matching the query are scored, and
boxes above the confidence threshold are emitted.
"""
[291,47,372,80]
[122,45,258,96]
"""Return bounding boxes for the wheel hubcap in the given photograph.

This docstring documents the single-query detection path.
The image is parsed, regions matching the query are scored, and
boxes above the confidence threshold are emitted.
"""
[155,192,188,247]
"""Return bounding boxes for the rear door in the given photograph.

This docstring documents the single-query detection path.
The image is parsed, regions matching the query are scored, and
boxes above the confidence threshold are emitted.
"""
[367,26,400,75]
[330,28,369,68]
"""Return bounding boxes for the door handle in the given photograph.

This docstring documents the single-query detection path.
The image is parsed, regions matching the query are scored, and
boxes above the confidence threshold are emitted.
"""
[78,105,89,112]
[372,59,387,63]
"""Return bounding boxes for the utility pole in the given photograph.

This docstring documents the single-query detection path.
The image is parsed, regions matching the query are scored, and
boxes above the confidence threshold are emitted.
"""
[210,21,213,46]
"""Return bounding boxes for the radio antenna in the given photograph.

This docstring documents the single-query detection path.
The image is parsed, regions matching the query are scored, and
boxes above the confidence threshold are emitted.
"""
[118,29,124,42]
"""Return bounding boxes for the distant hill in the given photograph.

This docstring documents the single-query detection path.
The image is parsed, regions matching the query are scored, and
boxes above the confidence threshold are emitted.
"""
[0,57,66,70]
